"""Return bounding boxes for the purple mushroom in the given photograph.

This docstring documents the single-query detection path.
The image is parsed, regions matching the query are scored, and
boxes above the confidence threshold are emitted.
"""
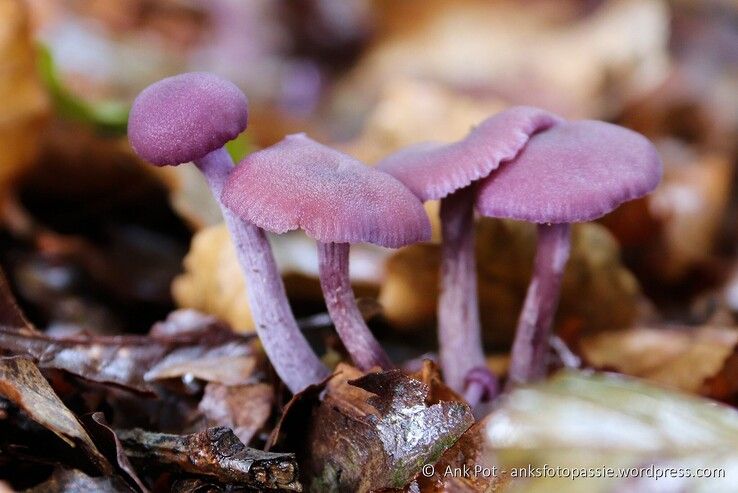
[128,72,328,393]
[477,120,662,385]
[376,106,561,402]
[222,133,430,371]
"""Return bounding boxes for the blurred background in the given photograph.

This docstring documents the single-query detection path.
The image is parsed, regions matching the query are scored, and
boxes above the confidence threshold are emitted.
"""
[1,0,737,372]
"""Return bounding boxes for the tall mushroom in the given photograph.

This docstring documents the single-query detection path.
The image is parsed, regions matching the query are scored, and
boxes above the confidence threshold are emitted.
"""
[376,106,561,402]
[128,72,328,393]
[477,120,662,386]
[222,133,430,371]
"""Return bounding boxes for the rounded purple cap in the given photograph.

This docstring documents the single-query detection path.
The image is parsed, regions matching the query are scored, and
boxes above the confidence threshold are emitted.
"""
[128,72,248,166]
[376,106,563,201]
[477,120,663,223]
[222,134,431,248]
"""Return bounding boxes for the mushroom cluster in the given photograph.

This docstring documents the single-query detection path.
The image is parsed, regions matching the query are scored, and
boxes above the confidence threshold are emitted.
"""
[128,72,662,403]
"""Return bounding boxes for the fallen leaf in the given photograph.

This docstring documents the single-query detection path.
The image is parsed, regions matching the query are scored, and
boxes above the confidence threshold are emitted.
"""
[169,478,224,493]
[271,364,473,492]
[25,468,131,493]
[478,371,738,492]
[117,426,301,491]
[0,309,259,393]
[0,356,110,473]
[340,0,669,121]
[197,383,273,446]
[0,326,165,393]
[160,132,254,230]
[172,225,255,333]
[380,220,641,347]
[143,340,258,387]
[36,45,128,133]
[581,325,738,398]
[0,0,49,210]
[173,224,387,333]
[413,418,507,493]
[646,140,733,282]
[162,165,224,230]
[620,5,738,153]
[84,412,149,493]
[411,359,465,405]
[344,77,507,164]
[0,267,36,334]
[599,139,733,308]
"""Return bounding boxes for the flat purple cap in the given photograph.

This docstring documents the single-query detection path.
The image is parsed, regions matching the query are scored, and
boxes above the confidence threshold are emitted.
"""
[222,134,431,248]
[477,120,663,223]
[376,106,563,201]
[128,72,248,166]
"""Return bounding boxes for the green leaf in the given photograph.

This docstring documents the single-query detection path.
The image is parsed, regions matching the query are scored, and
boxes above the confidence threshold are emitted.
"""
[225,132,253,162]
[36,44,129,134]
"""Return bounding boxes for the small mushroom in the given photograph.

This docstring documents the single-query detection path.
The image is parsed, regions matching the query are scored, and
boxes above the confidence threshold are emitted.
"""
[377,106,561,402]
[477,120,662,386]
[128,72,328,393]
[222,133,430,371]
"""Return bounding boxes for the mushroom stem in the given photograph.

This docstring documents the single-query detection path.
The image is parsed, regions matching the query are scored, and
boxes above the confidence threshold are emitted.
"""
[197,148,329,392]
[507,222,571,386]
[438,187,490,397]
[463,366,498,409]
[317,241,392,371]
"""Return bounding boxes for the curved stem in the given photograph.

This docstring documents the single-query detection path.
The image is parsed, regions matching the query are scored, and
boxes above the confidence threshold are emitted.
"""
[463,366,498,408]
[197,148,329,393]
[438,187,488,394]
[507,223,571,386]
[317,241,392,371]
[463,383,485,409]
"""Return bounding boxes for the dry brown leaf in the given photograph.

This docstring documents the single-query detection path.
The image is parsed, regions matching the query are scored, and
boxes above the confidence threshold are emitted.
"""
[581,325,738,397]
[342,77,505,241]
[0,307,259,393]
[410,359,465,405]
[601,139,733,297]
[84,413,149,493]
[271,363,473,492]
[0,266,37,333]
[0,0,49,208]
[344,77,508,164]
[172,225,255,333]
[413,416,506,493]
[338,0,669,121]
[25,468,131,493]
[173,224,386,332]
[197,382,274,445]
[160,165,224,229]
[380,220,641,347]
[341,77,509,242]
[648,141,733,281]
[0,356,111,473]
[620,4,738,153]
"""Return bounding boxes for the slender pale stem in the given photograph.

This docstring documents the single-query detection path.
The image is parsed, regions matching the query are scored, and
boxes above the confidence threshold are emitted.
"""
[196,148,329,393]
[438,187,488,395]
[317,241,392,371]
[463,366,498,408]
[507,223,571,386]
